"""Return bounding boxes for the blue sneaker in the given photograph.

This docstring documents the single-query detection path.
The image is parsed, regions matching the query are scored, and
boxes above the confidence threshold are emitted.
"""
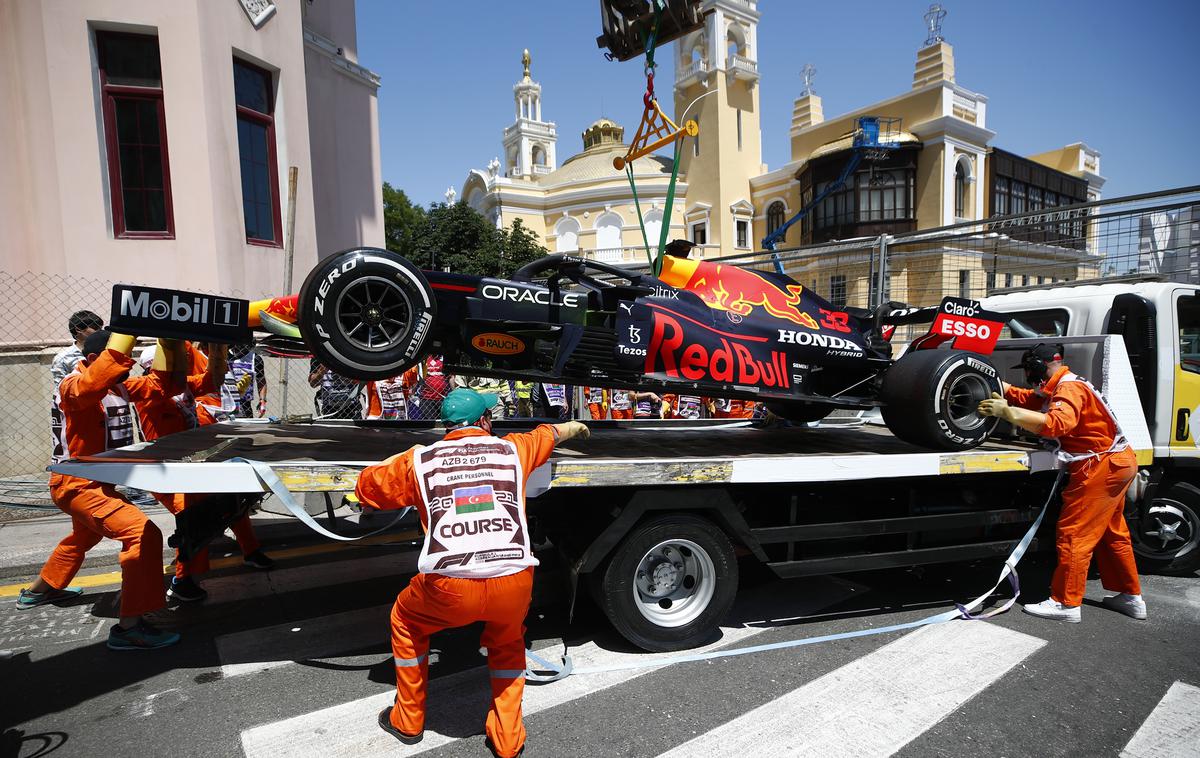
[107,620,180,651]
[16,586,83,610]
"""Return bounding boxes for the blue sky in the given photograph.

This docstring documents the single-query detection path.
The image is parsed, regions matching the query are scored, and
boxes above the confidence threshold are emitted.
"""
[357,1,1199,208]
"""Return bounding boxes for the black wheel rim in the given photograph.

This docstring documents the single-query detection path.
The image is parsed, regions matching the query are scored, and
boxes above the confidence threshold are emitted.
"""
[333,275,414,352]
[945,373,990,431]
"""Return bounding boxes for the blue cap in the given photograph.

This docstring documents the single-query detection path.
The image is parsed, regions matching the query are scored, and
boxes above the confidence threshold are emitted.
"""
[441,388,498,425]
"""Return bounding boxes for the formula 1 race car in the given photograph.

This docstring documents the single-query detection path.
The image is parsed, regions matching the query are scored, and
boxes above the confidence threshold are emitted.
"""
[273,245,1008,451]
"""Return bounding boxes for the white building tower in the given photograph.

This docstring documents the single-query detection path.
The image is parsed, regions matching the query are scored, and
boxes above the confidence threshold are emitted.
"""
[503,49,557,179]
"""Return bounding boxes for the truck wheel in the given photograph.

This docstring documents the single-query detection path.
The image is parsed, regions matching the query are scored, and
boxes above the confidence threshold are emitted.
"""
[593,514,738,652]
[881,349,1001,450]
[298,247,436,381]
[766,401,832,424]
[1132,481,1200,575]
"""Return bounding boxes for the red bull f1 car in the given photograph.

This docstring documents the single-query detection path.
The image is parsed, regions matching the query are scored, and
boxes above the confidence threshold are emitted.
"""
[255,246,1009,451]
[109,245,1008,450]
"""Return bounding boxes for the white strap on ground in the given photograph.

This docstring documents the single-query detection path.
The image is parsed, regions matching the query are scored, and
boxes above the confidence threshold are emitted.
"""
[656,622,1045,758]
[1121,681,1200,758]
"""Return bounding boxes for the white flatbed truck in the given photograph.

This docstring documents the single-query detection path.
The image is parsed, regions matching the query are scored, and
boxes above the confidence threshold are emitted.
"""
[52,326,1176,652]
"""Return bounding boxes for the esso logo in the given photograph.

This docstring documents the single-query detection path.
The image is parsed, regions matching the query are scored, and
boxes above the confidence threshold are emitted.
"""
[938,318,991,340]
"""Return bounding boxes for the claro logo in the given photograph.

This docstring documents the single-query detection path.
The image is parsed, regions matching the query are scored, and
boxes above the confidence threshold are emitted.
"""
[481,284,584,308]
[471,333,525,355]
[119,289,240,327]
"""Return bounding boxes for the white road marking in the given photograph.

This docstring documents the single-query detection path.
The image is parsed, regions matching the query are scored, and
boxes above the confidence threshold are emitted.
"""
[1121,681,1200,758]
[217,606,391,679]
[239,577,861,758]
[656,621,1045,758]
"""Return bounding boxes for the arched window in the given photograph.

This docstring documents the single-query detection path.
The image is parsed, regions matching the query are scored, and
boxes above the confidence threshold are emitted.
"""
[766,201,786,235]
[641,209,663,249]
[466,187,485,213]
[555,216,580,253]
[532,145,546,167]
[954,159,967,218]
[594,211,623,255]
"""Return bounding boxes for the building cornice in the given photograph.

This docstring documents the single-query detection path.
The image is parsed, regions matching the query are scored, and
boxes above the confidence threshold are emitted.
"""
[302,29,381,90]
[910,115,996,147]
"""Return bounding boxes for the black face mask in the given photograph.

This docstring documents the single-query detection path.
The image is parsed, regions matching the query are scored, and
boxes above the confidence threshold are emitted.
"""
[1021,357,1047,387]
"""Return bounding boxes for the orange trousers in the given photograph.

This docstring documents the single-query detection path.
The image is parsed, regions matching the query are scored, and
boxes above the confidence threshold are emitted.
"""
[156,493,261,579]
[387,567,533,758]
[41,475,165,618]
[588,403,607,420]
[1052,447,1141,607]
[610,408,633,420]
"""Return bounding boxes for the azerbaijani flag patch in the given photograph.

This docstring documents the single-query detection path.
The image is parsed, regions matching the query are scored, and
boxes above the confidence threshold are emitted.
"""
[453,485,495,515]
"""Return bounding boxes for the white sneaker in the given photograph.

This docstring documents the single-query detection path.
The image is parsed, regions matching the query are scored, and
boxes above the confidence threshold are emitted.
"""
[1022,598,1081,623]
[1101,593,1147,620]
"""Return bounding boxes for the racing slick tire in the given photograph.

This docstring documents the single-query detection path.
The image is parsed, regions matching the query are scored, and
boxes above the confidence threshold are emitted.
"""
[1131,480,1200,575]
[298,247,436,381]
[591,514,738,652]
[880,349,1001,451]
[766,401,834,425]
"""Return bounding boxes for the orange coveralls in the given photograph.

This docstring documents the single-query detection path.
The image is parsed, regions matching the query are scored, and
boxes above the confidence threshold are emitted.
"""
[41,349,167,618]
[584,387,608,420]
[134,347,259,577]
[1006,365,1141,606]
[356,425,557,758]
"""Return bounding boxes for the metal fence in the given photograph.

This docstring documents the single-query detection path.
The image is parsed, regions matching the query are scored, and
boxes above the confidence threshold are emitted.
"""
[4,185,1197,477]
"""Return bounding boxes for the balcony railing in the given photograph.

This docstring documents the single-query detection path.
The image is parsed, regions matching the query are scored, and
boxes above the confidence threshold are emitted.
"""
[726,54,759,83]
[675,59,709,90]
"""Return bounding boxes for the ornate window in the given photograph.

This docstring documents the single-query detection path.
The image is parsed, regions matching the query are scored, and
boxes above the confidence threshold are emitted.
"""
[954,160,967,218]
[766,201,786,235]
[555,216,580,253]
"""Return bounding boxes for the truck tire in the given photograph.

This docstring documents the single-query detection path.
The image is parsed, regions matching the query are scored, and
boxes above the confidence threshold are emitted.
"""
[1132,481,1200,575]
[592,514,738,652]
[880,349,1001,451]
[298,247,436,381]
[766,401,833,424]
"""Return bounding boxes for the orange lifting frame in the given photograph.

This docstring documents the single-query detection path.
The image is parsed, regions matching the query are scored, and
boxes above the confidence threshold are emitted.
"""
[613,98,698,170]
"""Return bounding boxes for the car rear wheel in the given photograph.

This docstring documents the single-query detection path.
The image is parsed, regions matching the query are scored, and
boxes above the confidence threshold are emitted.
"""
[881,349,1001,450]
[591,514,738,652]
[297,247,436,380]
[1132,481,1200,575]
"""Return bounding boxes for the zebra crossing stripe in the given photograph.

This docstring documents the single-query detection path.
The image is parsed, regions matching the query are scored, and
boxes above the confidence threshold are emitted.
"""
[656,622,1045,758]
[1121,681,1200,758]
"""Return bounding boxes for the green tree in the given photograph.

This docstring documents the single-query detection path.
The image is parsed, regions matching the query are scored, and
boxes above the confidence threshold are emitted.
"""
[412,203,547,277]
[382,182,425,257]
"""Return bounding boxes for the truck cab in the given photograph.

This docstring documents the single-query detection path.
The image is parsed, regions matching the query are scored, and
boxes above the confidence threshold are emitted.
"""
[983,279,1200,573]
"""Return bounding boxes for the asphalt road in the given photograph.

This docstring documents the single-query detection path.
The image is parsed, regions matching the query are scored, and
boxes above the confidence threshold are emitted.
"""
[2,540,1198,758]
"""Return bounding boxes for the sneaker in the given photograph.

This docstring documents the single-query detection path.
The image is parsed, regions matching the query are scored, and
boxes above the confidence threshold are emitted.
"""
[377,707,423,745]
[15,586,83,610]
[107,620,180,651]
[1102,593,1148,620]
[167,576,208,603]
[243,550,276,571]
[1022,598,1081,623]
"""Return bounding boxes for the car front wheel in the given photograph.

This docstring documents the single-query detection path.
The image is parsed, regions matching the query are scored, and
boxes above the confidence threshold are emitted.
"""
[881,349,1001,450]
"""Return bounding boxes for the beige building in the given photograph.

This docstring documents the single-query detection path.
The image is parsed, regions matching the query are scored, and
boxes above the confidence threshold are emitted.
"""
[0,0,384,343]
[460,0,1104,307]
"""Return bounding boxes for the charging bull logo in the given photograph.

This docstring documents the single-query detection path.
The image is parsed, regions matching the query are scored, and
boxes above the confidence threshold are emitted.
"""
[658,256,819,330]
[645,307,790,388]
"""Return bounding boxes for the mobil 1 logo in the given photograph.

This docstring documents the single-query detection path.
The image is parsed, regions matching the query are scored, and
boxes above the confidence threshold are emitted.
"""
[110,284,251,343]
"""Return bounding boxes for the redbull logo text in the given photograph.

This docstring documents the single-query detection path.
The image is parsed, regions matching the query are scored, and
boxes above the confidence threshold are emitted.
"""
[646,309,790,388]
[658,257,819,330]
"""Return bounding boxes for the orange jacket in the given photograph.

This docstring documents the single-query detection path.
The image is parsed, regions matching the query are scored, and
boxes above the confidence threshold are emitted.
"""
[131,352,217,441]
[58,349,161,457]
[1005,365,1120,458]
[355,425,558,532]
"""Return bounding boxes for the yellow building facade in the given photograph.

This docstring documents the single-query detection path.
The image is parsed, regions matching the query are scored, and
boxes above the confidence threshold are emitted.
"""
[459,1,1105,306]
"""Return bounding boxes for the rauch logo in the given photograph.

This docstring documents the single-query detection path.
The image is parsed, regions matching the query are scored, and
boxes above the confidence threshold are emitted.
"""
[471,333,525,355]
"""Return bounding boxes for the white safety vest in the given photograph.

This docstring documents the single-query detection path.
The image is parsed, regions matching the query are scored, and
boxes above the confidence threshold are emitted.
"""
[634,397,656,417]
[610,391,632,411]
[675,394,702,419]
[586,387,605,404]
[411,434,537,579]
[51,368,133,466]
[1043,372,1129,464]
[370,377,408,420]
[714,397,732,413]
[542,383,568,408]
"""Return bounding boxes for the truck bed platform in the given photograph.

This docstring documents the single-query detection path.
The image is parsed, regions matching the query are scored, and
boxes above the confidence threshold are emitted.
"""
[50,419,1054,495]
